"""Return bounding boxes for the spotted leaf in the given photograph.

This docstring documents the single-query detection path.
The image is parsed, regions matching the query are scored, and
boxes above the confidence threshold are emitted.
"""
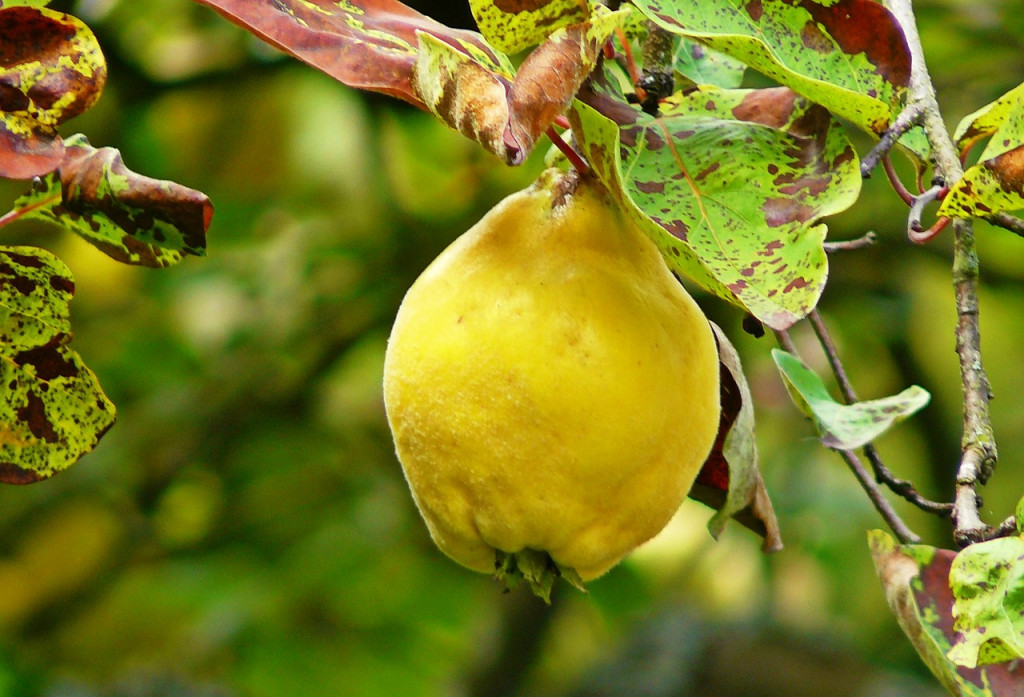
[13,134,213,268]
[688,324,782,551]
[947,531,1024,669]
[772,349,930,449]
[939,86,1024,220]
[0,5,105,178]
[870,531,1024,696]
[192,0,508,110]
[570,87,859,329]
[0,245,114,484]
[630,0,910,135]
[470,0,589,55]
[415,5,628,164]
[674,38,746,89]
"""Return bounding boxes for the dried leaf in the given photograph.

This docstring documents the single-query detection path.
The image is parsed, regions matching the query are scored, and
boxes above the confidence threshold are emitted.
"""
[630,0,911,135]
[13,134,212,268]
[688,324,782,551]
[870,531,1024,696]
[0,5,105,178]
[772,349,930,450]
[570,86,860,329]
[415,5,628,164]
[0,246,114,484]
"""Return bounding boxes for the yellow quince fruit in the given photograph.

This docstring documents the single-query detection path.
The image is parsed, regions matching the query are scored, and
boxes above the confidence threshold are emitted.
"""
[383,168,720,599]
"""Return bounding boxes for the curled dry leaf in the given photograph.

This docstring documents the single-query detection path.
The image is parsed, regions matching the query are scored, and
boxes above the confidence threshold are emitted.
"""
[14,135,213,268]
[0,5,106,178]
[414,5,629,164]
[687,323,782,552]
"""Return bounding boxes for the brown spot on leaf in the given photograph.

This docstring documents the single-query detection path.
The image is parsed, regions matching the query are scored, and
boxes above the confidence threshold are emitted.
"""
[798,0,911,87]
[800,20,835,53]
[762,197,815,226]
[0,461,44,484]
[15,344,77,380]
[16,391,58,443]
[745,0,764,21]
[990,147,1024,194]
[783,277,810,292]
[635,180,665,194]
[731,87,797,128]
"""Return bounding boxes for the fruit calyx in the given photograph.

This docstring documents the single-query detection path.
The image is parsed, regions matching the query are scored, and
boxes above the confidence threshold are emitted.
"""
[494,549,587,603]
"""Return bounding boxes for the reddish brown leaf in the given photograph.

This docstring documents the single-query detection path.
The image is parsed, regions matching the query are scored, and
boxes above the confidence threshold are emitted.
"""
[0,6,106,179]
[192,0,506,109]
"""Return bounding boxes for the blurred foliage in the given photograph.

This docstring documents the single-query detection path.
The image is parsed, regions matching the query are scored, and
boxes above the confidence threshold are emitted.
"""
[0,0,1022,695]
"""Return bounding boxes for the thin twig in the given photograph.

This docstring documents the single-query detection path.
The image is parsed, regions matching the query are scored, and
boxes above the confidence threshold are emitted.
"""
[882,153,915,205]
[984,211,1024,237]
[888,0,999,546]
[861,105,923,178]
[823,231,877,253]
[807,311,951,516]
[907,184,943,235]
[836,449,921,544]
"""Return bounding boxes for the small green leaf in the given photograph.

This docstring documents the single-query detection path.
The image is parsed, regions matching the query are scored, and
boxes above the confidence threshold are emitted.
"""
[772,349,930,449]
[869,530,1024,696]
[673,38,746,89]
[948,535,1024,669]
[1016,495,1024,535]
[0,5,106,178]
[630,0,911,135]
[570,87,860,329]
[13,135,212,268]
[0,246,115,484]
[470,0,589,55]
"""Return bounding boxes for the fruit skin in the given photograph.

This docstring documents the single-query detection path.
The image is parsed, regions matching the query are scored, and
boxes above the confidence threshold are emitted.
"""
[383,168,720,582]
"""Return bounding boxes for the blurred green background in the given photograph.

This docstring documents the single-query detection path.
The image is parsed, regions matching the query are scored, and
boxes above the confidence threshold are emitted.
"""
[1,1,1023,695]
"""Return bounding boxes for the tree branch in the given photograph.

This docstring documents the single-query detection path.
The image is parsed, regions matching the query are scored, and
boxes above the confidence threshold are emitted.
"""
[823,231,877,253]
[888,0,999,545]
[861,105,923,178]
[807,311,952,517]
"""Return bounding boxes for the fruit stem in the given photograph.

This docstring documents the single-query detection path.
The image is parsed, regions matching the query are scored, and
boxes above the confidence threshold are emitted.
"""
[546,126,590,175]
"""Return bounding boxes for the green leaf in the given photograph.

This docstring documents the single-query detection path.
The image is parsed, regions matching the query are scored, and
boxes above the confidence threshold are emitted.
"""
[939,88,1024,220]
[869,530,1024,696]
[0,246,115,484]
[674,38,746,89]
[948,535,1024,668]
[630,0,911,135]
[469,0,589,55]
[772,349,930,449]
[688,324,782,551]
[13,135,212,268]
[570,87,860,329]
[0,6,106,178]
